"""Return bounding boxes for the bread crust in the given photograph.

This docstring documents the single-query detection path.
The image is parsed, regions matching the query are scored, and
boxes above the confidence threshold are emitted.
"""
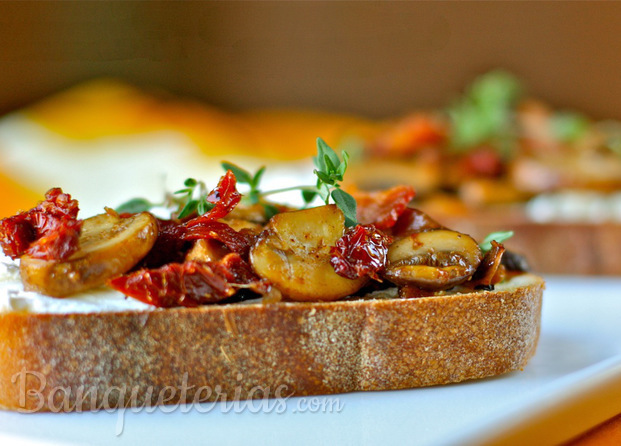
[0,274,544,412]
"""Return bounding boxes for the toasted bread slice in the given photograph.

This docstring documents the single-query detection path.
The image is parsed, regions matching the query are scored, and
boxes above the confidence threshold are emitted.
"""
[0,273,543,412]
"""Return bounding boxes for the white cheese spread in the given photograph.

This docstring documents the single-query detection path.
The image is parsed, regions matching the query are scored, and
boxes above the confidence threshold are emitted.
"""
[0,256,154,314]
[526,190,621,223]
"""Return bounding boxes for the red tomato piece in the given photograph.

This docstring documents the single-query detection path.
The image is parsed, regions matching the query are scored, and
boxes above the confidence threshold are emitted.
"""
[354,185,415,230]
[136,173,244,268]
[25,219,82,260]
[457,147,505,178]
[186,170,241,224]
[182,221,256,258]
[0,188,81,260]
[330,224,392,281]
[109,253,267,308]
[136,219,188,269]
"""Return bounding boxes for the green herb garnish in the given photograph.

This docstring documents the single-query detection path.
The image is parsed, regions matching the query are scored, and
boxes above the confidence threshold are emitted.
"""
[116,178,214,218]
[115,197,158,214]
[218,162,277,218]
[173,178,214,219]
[117,137,358,226]
[551,111,589,143]
[220,163,265,205]
[312,138,357,226]
[448,70,523,157]
[479,230,514,253]
[221,137,358,226]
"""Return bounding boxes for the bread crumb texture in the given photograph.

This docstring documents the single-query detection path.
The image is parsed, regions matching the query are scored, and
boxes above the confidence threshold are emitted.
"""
[0,274,544,412]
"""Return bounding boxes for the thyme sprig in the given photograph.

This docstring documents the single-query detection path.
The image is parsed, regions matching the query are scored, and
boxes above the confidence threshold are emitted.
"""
[479,230,514,253]
[173,178,214,219]
[448,70,522,158]
[115,178,214,218]
[116,137,359,226]
[222,137,358,226]
[115,197,158,215]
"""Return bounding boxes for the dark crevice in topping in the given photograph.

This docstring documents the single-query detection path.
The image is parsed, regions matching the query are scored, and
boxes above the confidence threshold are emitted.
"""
[501,250,530,272]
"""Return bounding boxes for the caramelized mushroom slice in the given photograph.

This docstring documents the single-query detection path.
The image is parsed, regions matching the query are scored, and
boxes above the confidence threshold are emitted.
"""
[250,205,367,302]
[384,229,482,290]
[20,211,158,297]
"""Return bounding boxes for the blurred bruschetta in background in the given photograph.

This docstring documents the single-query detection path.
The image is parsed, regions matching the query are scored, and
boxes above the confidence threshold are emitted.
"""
[2,71,621,274]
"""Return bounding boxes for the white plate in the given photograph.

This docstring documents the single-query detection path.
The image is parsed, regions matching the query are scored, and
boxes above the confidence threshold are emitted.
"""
[1,275,620,446]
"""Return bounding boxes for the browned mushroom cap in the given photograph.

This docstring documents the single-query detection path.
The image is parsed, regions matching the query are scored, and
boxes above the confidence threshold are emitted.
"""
[250,205,368,302]
[383,229,482,290]
[20,212,158,297]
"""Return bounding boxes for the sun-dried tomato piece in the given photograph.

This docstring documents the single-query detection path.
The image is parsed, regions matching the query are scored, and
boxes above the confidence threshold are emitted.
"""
[182,221,256,258]
[109,261,233,307]
[25,219,82,260]
[126,172,243,268]
[136,218,188,268]
[330,224,392,281]
[213,252,270,295]
[456,146,505,178]
[138,217,257,270]
[0,213,34,259]
[370,114,447,158]
[109,253,267,308]
[0,188,82,260]
[188,170,241,223]
[353,185,415,230]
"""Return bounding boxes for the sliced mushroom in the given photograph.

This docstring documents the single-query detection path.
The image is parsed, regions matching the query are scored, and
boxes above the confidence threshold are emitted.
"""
[384,229,482,290]
[249,204,367,302]
[20,211,158,297]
